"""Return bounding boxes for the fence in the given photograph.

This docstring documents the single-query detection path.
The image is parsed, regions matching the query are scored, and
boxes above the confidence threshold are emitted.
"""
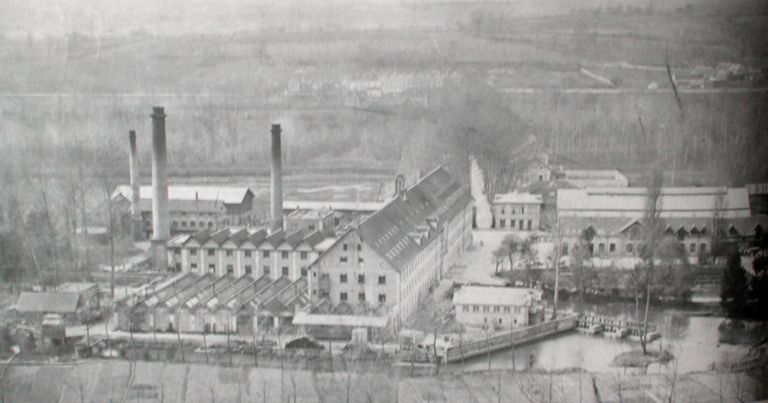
[445,314,578,363]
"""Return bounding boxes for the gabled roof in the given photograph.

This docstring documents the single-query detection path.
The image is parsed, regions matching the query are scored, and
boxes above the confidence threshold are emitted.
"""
[205,228,230,245]
[228,228,249,245]
[247,277,293,309]
[204,275,254,310]
[113,185,252,205]
[558,187,751,218]
[357,166,471,270]
[283,230,306,249]
[260,277,308,314]
[189,229,212,245]
[223,275,275,310]
[726,216,768,236]
[15,292,80,313]
[246,229,268,246]
[494,192,542,205]
[155,274,216,310]
[303,231,326,248]
[183,275,236,309]
[262,230,285,248]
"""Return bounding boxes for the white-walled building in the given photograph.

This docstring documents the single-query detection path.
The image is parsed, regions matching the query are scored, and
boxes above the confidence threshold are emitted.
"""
[556,187,752,260]
[492,192,542,231]
[453,286,545,330]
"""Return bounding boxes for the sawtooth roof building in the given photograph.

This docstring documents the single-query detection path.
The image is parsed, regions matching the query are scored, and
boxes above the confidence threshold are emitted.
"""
[556,187,752,262]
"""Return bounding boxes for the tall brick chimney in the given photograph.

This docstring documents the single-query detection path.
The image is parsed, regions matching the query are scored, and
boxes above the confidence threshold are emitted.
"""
[128,130,142,241]
[151,107,170,270]
[270,123,283,233]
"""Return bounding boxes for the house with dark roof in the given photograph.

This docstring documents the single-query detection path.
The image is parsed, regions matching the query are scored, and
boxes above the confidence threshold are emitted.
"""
[306,166,473,329]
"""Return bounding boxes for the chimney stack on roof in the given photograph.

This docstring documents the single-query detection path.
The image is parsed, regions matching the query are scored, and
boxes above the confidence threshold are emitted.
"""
[127,129,143,241]
[270,123,284,233]
[151,107,170,270]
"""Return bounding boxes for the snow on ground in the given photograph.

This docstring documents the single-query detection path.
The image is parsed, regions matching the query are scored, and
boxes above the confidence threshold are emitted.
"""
[469,156,492,229]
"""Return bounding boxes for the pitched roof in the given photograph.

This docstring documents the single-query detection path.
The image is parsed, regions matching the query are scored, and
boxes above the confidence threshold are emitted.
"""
[494,192,542,205]
[559,216,713,237]
[283,230,306,249]
[263,230,285,248]
[283,201,385,212]
[557,187,751,218]
[15,292,81,313]
[726,216,768,236]
[452,286,541,306]
[113,185,252,205]
[303,231,326,248]
[357,166,471,270]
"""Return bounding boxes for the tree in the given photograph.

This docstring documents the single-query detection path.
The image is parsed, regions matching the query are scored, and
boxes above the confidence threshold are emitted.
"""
[637,166,664,355]
[494,234,534,272]
[570,229,594,300]
[747,250,768,320]
[721,251,749,318]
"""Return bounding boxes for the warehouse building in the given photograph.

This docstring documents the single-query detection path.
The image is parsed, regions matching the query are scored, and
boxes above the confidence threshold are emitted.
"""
[556,187,752,261]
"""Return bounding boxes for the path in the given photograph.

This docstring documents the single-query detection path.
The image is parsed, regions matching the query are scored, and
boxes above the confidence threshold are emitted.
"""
[469,156,492,229]
[445,230,508,286]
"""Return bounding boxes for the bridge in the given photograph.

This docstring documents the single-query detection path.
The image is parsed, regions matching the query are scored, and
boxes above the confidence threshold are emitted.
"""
[577,314,657,336]
[444,314,578,363]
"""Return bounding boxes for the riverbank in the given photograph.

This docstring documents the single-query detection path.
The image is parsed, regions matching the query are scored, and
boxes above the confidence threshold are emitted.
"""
[0,359,762,402]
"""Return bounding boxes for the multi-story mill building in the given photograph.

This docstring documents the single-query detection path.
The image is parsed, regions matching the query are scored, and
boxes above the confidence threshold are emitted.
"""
[306,166,473,329]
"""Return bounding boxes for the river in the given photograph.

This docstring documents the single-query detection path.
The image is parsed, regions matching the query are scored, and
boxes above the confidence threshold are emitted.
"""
[451,302,751,374]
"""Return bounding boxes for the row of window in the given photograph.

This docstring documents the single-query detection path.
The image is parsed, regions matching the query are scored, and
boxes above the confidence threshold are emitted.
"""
[342,243,362,252]
[177,248,309,260]
[462,304,524,313]
[172,220,215,229]
[338,274,387,284]
[187,263,308,277]
[339,292,386,303]
[339,256,363,263]
[498,206,528,215]
[497,219,533,230]
[561,242,707,255]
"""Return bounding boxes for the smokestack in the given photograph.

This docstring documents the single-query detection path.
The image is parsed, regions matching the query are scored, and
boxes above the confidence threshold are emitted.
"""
[128,130,142,241]
[270,123,283,233]
[151,107,170,270]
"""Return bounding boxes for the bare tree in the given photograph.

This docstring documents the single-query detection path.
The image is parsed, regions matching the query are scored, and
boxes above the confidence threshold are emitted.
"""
[638,165,664,355]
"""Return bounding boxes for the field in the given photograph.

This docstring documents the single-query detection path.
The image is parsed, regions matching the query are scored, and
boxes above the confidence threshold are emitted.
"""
[1,0,767,181]
[0,359,762,402]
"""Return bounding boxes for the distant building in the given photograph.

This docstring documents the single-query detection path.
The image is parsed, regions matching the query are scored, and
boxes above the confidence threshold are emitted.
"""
[523,180,578,230]
[112,185,262,238]
[556,169,629,188]
[453,286,545,330]
[556,187,752,260]
[513,151,629,189]
[516,152,553,187]
[492,192,542,231]
[306,166,473,330]
[285,208,336,236]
